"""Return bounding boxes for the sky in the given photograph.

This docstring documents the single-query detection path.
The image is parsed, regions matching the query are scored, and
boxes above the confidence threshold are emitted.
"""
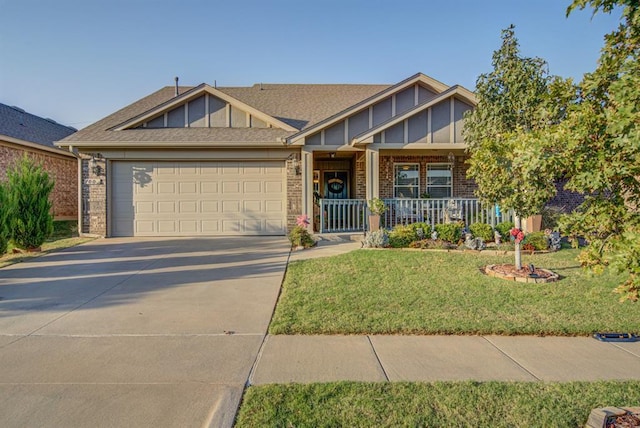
[0,0,623,130]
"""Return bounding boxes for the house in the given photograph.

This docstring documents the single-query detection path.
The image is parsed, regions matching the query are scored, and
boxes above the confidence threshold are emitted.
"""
[56,72,508,237]
[0,103,78,219]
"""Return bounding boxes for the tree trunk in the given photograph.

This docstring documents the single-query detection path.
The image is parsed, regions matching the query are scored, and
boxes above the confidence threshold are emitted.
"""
[514,215,522,270]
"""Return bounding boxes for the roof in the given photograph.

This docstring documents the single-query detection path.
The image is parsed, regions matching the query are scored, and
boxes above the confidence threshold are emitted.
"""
[0,103,76,149]
[59,83,390,145]
[220,84,390,130]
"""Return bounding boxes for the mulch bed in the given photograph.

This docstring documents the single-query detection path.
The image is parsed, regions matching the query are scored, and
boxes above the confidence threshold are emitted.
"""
[488,264,554,279]
[608,412,640,428]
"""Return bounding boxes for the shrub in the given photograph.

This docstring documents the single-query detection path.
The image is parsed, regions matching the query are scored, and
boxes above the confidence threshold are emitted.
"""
[469,222,494,241]
[388,224,416,248]
[362,229,389,248]
[7,156,54,250]
[434,223,463,243]
[387,222,432,248]
[522,231,549,251]
[495,221,515,241]
[410,222,431,239]
[288,226,315,248]
[0,182,10,255]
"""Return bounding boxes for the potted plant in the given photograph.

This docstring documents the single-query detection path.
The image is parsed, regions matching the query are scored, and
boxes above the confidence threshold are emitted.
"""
[367,198,387,231]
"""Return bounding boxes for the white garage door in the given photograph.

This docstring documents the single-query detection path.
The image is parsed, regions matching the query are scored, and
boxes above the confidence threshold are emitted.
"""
[111,161,286,236]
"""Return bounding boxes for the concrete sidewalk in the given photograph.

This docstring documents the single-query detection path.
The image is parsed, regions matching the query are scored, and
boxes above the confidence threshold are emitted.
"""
[249,335,640,384]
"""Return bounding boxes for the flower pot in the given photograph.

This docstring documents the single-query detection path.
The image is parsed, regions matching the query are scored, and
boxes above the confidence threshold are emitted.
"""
[368,214,380,231]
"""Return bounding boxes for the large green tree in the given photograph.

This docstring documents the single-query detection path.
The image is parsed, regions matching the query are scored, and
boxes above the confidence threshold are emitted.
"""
[464,25,567,269]
[559,0,640,301]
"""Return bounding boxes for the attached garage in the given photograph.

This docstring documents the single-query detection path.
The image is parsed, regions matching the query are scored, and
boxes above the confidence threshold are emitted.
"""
[110,160,286,237]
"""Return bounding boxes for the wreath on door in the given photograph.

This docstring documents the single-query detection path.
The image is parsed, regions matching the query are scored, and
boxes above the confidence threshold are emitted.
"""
[327,177,345,194]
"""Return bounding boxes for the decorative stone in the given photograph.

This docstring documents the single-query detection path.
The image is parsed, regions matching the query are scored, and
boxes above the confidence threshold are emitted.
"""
[484,264,559,284]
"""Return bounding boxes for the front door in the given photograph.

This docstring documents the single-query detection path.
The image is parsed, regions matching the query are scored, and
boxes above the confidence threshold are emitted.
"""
[323,171,349,199]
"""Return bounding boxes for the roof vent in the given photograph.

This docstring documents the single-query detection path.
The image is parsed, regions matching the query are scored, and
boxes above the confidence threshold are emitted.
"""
[10,106,26,113]
[174,76,179,96]
[260,83,263,91]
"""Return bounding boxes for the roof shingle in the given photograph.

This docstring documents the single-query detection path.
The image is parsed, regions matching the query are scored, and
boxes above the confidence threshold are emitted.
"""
[0,103,76,148]
[60,83,392,144]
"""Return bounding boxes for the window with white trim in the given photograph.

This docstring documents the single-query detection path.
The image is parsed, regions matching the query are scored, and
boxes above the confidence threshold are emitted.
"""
[426,164,452,198]
[394,164,419,198]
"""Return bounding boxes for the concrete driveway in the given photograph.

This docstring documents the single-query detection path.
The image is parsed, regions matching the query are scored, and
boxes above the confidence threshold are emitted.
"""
[0,237,290,427]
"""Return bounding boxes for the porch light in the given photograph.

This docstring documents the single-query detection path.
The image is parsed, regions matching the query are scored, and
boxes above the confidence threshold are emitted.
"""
[447,152,455,170]
[288,153,301,175]
[89,153,104,176]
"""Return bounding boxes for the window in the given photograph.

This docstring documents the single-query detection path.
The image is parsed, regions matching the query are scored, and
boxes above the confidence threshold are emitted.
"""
[394,164,419,198]
[426,164,452,198]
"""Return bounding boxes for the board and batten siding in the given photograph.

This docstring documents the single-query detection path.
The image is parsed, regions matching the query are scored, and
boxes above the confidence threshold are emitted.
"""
[141,94,272,129]
[304,84,471,146]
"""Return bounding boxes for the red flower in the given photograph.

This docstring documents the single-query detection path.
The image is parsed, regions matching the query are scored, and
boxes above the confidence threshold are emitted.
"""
[516,231,525,243]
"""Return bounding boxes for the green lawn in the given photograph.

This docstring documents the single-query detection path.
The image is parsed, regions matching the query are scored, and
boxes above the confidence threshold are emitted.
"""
[0,221,94,268]
[269,249,638,335]
[235,381,640,427]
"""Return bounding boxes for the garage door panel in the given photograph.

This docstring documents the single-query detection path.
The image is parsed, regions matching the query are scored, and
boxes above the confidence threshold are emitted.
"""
[200,182,218,193]
[112,161,286,236]
[157,182,175,194]
[201,201,218,213]
[136,201,154,214]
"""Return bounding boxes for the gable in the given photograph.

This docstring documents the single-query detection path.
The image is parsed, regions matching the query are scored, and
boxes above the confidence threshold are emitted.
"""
[289,72,450,146]
[352,88,476,146]
[301,82,439,146]
[116,85,297,132]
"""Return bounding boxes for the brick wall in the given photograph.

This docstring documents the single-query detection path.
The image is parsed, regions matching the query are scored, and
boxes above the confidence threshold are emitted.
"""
[547,179,584,213]
[378,154,477,198]
[80,155,107,236]
[0,142,77,219]
[355,152,366,199]
[286,154,302,232]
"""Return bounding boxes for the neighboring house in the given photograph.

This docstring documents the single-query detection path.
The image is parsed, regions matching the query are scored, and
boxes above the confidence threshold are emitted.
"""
[0,103,78,219]
[56,72,507,237]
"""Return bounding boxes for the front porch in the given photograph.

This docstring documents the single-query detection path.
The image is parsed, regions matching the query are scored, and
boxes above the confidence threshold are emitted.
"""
[316,197,514,233]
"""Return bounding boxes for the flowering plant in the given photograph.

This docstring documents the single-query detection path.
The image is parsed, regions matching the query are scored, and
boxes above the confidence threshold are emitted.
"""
[510,227,525,244]
[296,214,310,227]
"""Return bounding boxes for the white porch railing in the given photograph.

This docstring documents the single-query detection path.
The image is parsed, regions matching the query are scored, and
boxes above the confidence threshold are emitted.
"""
[317,198,514,233]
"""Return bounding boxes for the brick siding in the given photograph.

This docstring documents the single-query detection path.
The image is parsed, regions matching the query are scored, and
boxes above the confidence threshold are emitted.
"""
[378,154,476,199]
[286,154,302,232]
[0,142,77,219]
[80,156,107,236]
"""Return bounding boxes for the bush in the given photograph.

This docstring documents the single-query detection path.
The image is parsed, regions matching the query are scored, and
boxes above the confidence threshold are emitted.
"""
[469,222,494,242]
[495,221,515,241]
[388,224,416,248]
[0,182,10,255]
[288,225,315,248]
[434,223,463,243]
[522,231,549,251]
[7,156,54,250]
[410,222,431,239]
[362,229,389,248]
[387,223,431,248]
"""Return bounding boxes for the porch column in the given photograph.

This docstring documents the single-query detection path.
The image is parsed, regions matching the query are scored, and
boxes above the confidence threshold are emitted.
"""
[301,147,314,232]
[365,147,379,200]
